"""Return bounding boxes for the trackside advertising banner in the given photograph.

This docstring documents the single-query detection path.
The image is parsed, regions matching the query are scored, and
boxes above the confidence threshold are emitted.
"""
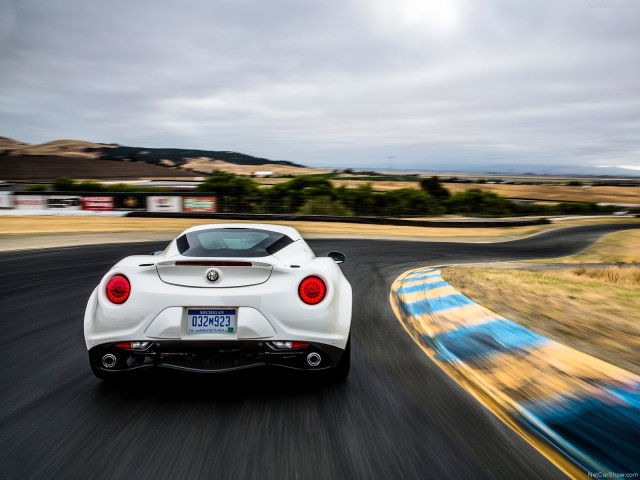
[147,196,182,212]
[14,195,45,209]
[0,192,13,208]
[82,196,114,211]
[46,195,82,210]
[114,194,146,211]
[183,196,217,212]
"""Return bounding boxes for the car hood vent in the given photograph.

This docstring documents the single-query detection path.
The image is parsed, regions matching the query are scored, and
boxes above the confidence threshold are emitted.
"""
[155,258,273,288]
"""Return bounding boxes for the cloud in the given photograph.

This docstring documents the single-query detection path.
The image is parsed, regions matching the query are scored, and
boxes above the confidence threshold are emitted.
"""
[0,0,638,170]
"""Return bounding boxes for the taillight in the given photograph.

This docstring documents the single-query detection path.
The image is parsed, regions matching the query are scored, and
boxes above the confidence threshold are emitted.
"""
[115,341,150,350]
[106,275,130,304]
[298,276,326,305]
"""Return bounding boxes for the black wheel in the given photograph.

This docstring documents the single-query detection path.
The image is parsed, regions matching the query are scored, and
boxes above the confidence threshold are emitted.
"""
[327,336,350,382]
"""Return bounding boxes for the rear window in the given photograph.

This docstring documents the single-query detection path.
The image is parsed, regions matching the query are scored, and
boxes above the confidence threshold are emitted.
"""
[176,228,293,257]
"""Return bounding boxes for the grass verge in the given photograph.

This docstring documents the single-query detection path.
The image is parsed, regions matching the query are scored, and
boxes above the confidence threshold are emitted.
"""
[1,215,638,237]
[442,228,640,375]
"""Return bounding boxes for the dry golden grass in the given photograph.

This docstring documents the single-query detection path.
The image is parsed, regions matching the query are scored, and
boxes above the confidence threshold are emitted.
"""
[0,137,114,159]
[445,183,640,204]
[336,179,640,203]
[1,216,638,240]
[180,158,328,176]
[0,215,548,240]
[257,178,639,203]
[442,265,640,375]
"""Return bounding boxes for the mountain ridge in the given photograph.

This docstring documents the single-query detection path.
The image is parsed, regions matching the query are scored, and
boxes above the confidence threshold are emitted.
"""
[0,137,304,168]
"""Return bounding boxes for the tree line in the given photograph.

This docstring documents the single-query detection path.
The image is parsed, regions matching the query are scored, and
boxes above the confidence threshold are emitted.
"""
[194,172,619,217]
[29,174,622,217]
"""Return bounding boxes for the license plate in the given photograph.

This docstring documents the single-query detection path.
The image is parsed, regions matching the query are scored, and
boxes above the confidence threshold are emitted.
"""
[187,309,236,334]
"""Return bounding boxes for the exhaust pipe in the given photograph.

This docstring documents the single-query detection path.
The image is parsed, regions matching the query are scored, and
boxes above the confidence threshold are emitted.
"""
[306,352,321,367]
[102,354,117,369]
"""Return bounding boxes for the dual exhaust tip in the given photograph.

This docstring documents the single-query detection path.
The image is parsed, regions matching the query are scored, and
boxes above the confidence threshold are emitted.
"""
[102,354,117,369]
[103,351,322,369]
[306,352,321,367]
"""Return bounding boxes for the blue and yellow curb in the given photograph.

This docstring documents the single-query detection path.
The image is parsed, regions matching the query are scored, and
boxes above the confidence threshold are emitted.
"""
[390,267,640,479]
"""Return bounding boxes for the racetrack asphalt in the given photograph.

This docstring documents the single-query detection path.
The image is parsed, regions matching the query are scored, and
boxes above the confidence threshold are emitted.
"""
[1,223,638,480]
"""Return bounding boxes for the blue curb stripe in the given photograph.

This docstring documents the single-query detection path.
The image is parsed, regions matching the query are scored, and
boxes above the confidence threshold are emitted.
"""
[405,293,475,314]
[393,267,640,475]
[431,319,551,362]
[522,385,640,474]
[406,270,438,278]
[405,273,441,282]
[397,280,450,295]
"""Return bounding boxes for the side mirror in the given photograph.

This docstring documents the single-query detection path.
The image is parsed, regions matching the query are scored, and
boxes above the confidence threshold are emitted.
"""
[328,251,346,264]
[150,251,164,256]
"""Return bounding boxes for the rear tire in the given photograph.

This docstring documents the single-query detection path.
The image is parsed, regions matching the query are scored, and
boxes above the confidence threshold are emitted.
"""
[327,336,350,382]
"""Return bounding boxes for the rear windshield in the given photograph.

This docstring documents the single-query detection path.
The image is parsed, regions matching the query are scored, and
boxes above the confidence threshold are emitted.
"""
[176,228,293,257]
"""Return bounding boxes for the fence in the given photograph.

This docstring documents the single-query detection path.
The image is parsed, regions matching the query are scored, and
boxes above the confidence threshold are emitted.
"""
[0,191,218,213]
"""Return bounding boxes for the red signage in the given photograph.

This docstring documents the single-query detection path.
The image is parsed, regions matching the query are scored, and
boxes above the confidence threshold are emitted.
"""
[82,196,114,211]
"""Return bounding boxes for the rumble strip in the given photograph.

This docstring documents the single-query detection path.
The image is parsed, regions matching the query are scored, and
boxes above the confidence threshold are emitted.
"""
[390,267,640,479]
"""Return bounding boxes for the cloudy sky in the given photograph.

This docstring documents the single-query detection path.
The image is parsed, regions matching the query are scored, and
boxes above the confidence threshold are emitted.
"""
[0,0,638,171]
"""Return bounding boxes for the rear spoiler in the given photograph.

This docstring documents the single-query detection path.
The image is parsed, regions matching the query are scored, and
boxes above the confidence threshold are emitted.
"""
[155,258,276,268]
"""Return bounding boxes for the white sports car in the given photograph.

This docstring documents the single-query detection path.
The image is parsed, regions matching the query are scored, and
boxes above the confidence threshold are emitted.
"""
[84,223,352,381]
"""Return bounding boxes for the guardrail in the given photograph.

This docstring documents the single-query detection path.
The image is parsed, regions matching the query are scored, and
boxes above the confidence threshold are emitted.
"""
[126,212,551,228]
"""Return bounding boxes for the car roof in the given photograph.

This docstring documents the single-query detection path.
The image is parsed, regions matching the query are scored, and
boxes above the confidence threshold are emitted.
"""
[179,223,303,241]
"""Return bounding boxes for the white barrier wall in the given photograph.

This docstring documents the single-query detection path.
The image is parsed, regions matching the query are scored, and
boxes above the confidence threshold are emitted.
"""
[0,192,13,209]
[5,193,218,212]
[148,196,182,212]
[14,195,45,209]
[46,195,82,210]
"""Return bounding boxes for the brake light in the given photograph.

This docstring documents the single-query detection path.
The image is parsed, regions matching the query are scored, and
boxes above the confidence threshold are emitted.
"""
[106,275,131,304]
[115,341,150,350]
[298,276,326,305]
[270,341,310,349]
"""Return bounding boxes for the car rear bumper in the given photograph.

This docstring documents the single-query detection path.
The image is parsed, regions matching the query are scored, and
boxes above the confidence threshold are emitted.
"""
[88,340,345,376]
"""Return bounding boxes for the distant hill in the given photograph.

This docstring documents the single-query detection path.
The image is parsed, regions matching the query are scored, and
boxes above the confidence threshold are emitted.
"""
[89,144,304,169]
[399,162,640,178]
[0,137,320,181]
[0,137,111,159]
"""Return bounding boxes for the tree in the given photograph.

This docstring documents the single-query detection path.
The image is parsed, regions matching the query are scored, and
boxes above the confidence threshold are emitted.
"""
[444,189,516,216]
[262,176,336,213]
[53,177,76,191]
[378,188,443,216]
[420,176,450,199]
[336,183,377,216]
[297,196,353,216]
[196,172,260,212]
